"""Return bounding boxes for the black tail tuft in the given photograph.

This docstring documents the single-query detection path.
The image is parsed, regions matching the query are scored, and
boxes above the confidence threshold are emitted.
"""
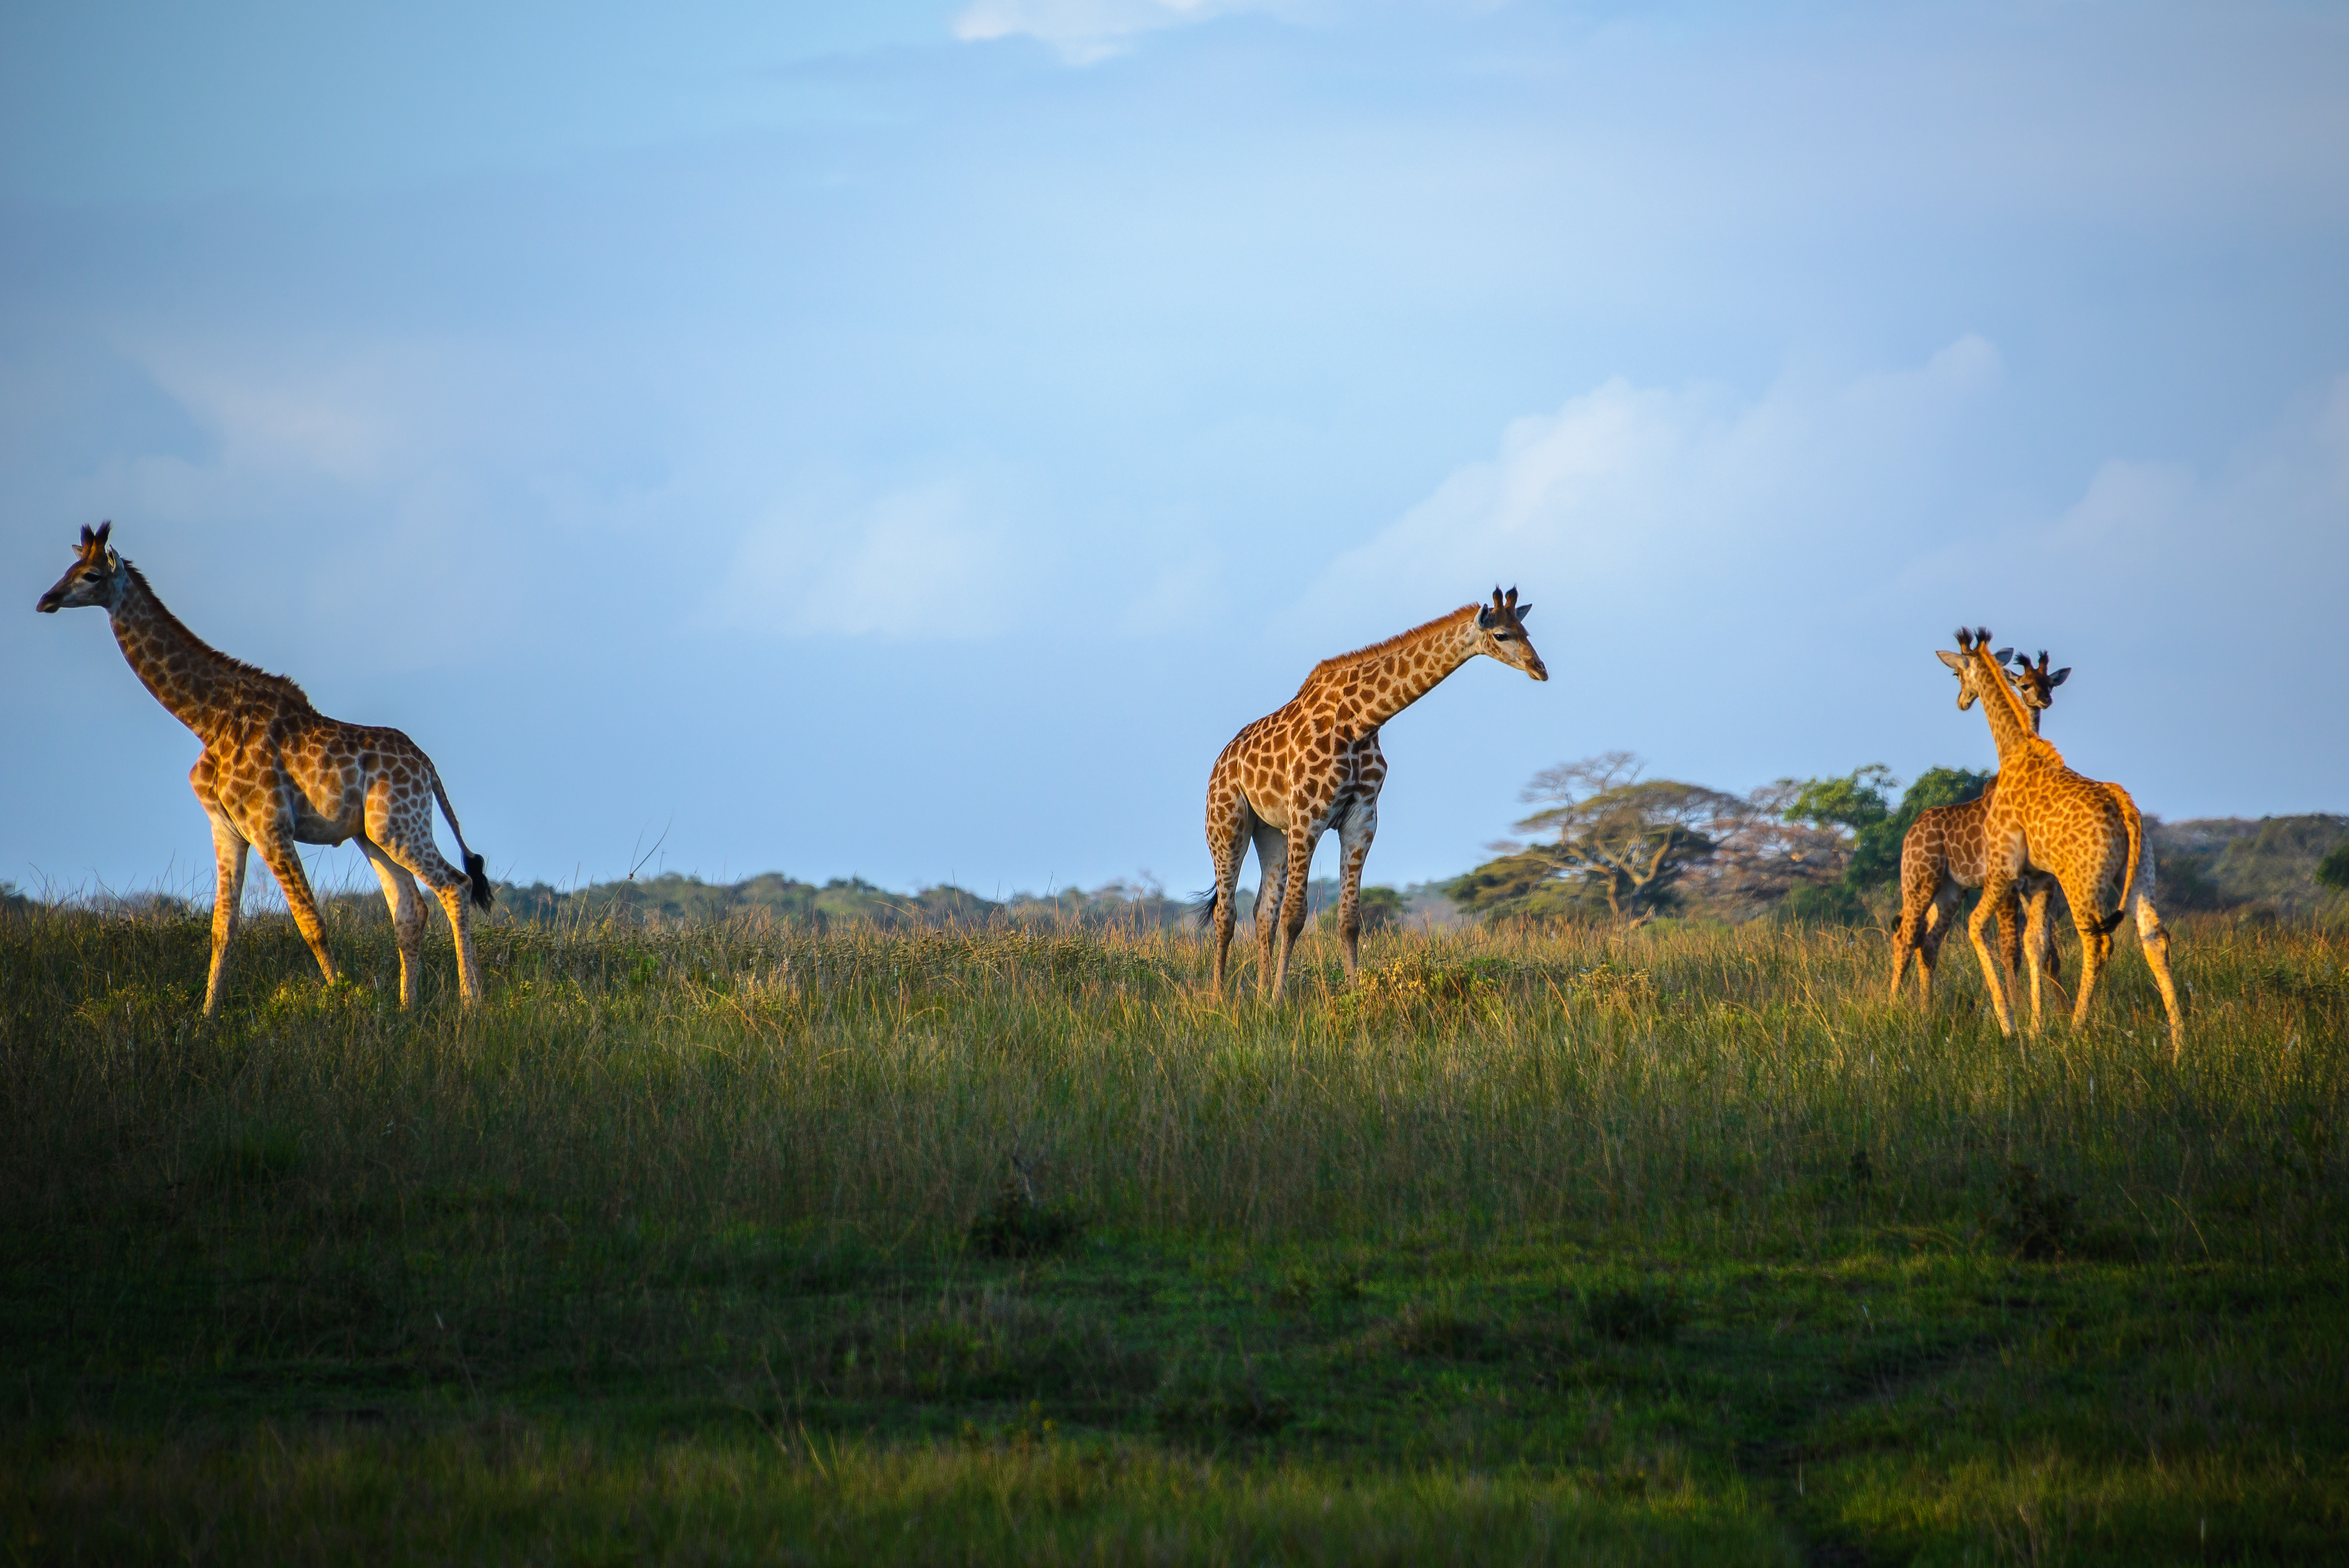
[2089,905,2125,938]
[1191,888,1219,931]
[465,851,494,911]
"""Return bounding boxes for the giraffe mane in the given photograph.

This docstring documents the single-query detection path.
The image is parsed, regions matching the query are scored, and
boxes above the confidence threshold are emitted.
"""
[1296,605,1477,694]
[123,561,318,715]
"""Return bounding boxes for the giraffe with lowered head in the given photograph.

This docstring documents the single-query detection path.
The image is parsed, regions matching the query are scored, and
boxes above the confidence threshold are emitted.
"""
[1889,648,2070,1004]
[1940,628,2183,1051]
[1203,588,1548,996]
[37,523,492,1013]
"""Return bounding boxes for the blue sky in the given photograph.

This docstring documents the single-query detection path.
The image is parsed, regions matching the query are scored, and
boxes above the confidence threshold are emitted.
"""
[5,0,2346,904]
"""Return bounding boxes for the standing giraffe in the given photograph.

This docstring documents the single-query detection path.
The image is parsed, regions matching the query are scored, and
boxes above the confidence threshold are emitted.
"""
[36,523,492,1013]
[1202,588,1548,996]
[1888,648,2070,1003]
[1941,628,2183,1051]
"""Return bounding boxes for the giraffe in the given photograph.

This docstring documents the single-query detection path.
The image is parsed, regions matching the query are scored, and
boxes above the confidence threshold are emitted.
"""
[36,523,492,1014]
[1202,588,1548,996]
[1888,648,2070,1004]
[1940,628,2184,1052]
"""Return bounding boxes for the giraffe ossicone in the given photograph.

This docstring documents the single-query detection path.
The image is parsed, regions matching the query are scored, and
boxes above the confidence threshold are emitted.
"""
[36,523,493,1015]
[1939,626,2184,1053]
[1201,586,1548,998]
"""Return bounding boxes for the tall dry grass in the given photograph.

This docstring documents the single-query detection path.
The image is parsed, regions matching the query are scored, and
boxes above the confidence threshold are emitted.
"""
[5,902,2339,1267]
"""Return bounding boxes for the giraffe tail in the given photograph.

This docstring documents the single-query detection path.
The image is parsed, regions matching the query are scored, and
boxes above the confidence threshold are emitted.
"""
[432,773,495,911]
[2086,789,2145,939]
[1191,888,1219,931]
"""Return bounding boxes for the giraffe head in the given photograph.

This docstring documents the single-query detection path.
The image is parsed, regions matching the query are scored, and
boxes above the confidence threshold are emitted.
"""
[1935,629,2019,713]
[2009,649,2071,718]
[36,523,125,614]
[1474,586,1548,681]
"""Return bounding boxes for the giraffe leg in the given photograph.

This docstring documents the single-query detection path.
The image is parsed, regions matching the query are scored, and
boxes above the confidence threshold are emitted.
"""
[1269,826,1316,998]
[370,789,484,1006]
[1207,794,1253,995]
[357,834,429,1008]
[252,830,340,990]
[1997,888,2025,994]
[2020,885,2053,1035]
[200,803,249,1015]
[1889,869,1938,1003]
[2035,881,2066,992]
[1333,800,1377,983]
[384,838,483,1006]
[2133,891,2186,1058]
[2065,890,2114,1035]
[1967,866,2019,1037]
[1250,822,1287,998]
[1915,884,1960,1006]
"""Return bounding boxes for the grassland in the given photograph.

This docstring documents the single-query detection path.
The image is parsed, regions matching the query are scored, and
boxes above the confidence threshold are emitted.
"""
[2,902,2343,1564]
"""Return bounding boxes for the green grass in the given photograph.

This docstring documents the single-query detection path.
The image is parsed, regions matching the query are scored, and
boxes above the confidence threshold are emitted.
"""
[2,903,2343,1563]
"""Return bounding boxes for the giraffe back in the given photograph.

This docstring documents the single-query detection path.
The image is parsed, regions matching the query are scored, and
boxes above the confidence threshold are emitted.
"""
[1988,755,2136,930]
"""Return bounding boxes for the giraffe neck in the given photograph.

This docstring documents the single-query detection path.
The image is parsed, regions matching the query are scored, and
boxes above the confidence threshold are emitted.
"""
[1969,644,2051,770]
[1308,607,1481,729]
[107,564,283,742]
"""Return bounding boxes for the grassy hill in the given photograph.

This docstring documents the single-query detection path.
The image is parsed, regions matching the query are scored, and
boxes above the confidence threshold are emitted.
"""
[2150,813,2349,921]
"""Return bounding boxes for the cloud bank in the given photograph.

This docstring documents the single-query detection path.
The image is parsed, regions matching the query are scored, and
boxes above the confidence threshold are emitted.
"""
[954,0,1304,64]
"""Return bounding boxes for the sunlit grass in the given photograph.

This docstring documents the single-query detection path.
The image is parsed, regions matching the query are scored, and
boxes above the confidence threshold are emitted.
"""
[2,901,2341,1562]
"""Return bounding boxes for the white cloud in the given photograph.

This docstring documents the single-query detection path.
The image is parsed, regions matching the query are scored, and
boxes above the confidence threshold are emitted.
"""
[1896,371,2349,642]
[129,339,443,484]
[1307,348,2348,823]
[711,477,1022,639]
[952,0,1303,64]
[1297,334,2007,635]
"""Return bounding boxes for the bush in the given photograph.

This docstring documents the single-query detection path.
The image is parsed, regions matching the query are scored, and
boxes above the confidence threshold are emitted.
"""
[1777,884,1870,927]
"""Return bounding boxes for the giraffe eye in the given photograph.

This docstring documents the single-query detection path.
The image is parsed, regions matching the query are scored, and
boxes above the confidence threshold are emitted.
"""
[1494,632,1513,642]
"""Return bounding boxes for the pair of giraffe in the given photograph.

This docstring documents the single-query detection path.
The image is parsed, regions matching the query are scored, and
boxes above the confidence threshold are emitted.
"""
[1932,629,2185,1052]
[37,525,489,1014]
[1888,647,2070,1002]
[44,520,1532,1017]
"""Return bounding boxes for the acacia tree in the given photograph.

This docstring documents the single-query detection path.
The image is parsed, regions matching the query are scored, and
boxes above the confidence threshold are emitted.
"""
[1498,752,1743,925]
[1702,780,1862,915]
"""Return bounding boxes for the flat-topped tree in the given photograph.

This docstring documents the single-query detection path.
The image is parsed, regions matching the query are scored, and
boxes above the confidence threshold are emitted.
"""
[1202,588,1549,997]
[36,523,492,1013]
[1939,628,2183,1051]
[1890,647,2070,1004]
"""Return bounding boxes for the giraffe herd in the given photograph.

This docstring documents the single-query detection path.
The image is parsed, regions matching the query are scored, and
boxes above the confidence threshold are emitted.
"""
[35,526,2184,1052]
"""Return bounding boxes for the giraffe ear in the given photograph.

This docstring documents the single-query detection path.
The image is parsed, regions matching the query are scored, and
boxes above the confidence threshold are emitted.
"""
[1477,604,1494,629]
[104,548,120,572]
[1937,650,1967,671]
[1513,602,1531,622]
[2048,667,2070,688]
[1992,647,2013,666]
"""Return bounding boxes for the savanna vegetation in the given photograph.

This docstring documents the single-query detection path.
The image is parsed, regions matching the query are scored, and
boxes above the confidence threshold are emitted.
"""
[1442,752,2349,935]
[4,876,2345,1564]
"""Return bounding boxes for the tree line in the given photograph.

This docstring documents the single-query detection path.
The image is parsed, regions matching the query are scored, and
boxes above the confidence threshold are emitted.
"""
[1440,751,2349,929]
